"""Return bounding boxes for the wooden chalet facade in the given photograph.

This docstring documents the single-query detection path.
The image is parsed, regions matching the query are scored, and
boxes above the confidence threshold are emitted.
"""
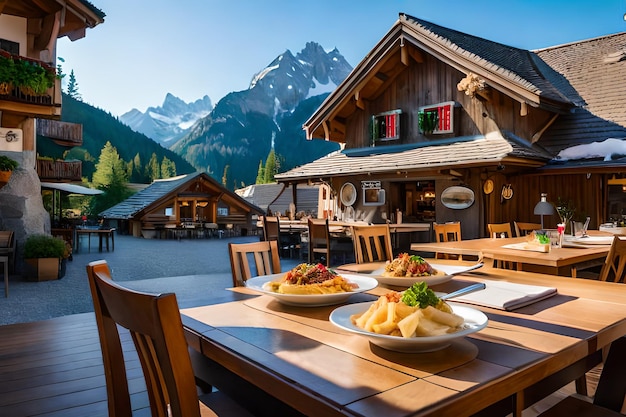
[276,13,626,239]
[99,173,264,238]
[0,1,105,267]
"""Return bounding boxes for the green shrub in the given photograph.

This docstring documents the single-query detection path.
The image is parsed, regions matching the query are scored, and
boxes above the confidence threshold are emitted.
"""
[0,155,18,171]
[24,234,66,258]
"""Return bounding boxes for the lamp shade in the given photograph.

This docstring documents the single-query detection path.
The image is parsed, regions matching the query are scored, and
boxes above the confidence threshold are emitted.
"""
[533,193,555,215]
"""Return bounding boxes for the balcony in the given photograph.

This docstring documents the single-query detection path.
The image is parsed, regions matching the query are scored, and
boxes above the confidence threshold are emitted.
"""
[0,52,62,119]
[37,159,82,182]
[37,119,83,147]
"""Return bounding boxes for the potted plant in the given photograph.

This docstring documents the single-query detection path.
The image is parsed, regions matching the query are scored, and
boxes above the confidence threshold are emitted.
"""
[24,234,66,281]
[0,155,18,187]
[0,53,16,95]
[418,110,439,134]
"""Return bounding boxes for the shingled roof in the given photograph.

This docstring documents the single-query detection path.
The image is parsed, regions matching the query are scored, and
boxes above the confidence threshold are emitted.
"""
[276,134,517,182]
[401,13,585,109]
[535,33,626,155]
[236,183,320,215]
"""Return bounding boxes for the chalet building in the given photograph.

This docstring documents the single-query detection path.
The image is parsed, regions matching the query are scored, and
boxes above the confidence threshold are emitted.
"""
[99,173,263,239]
[0,1,104,270]
[275,13,626,240]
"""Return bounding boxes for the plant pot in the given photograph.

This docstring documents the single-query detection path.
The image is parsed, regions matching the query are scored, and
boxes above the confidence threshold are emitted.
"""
[0,170,11,186]
[25,258,60,281]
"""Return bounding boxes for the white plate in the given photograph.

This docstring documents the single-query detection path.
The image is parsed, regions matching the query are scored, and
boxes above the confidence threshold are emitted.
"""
[570,236,614,245]
[363,263,483,287]
[245,273,378,307]
[330,302,488,352]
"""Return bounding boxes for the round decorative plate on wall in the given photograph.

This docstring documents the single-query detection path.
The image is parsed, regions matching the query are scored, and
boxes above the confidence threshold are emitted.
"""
[340,182,357,206]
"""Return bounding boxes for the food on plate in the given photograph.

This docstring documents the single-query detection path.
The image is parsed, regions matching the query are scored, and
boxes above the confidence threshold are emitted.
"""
[350,282,465,338]
[382,253,444,277]
[263,263,358,295]
[522,231,551,252]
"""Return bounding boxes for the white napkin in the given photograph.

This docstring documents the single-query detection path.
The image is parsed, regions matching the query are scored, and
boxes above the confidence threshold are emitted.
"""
[452,280,557,310]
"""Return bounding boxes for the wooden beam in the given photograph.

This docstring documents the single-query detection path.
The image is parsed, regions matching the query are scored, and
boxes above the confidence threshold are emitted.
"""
[354,91,365,110]
[401,44,409,66]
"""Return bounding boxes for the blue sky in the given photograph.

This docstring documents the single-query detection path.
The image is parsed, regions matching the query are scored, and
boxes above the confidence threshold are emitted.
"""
[57,0,626,117]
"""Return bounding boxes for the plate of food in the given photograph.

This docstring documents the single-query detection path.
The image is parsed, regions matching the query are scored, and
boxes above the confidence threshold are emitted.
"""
[330,282,488,352]
[245,263,378,307]
[363,253,483,287]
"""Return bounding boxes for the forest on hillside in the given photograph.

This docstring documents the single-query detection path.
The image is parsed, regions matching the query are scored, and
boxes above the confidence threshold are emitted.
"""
[37,94,197,183]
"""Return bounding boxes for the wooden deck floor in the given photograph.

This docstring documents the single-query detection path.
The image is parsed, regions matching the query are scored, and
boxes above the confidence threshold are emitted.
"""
[0,313,150,417]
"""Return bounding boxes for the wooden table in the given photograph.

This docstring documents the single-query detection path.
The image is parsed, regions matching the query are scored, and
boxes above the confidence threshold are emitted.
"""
[74,228,115,253]
[182,267,626,417]
[411,237,610,277]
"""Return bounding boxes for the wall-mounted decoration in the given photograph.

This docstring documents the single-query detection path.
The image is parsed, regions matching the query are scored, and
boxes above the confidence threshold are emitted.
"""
[500,184,513,203]
[441,186,475,209]
[483,178,494,195]
[0,127,22,152]
[418,101,456,134]
[361,180,386,206]
[340,182,357,207]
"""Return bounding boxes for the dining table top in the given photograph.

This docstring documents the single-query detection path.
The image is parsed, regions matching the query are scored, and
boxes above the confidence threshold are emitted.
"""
[181,261,626,417]
[410,235,612,277]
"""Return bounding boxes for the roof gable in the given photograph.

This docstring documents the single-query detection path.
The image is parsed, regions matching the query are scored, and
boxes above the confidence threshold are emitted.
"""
[305,13,584,142]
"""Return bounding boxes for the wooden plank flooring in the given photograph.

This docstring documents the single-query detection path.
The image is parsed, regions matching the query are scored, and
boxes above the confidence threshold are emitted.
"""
[0,313,149,417]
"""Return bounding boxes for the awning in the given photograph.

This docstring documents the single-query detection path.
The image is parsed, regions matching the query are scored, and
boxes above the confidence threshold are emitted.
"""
[41,182,103,195]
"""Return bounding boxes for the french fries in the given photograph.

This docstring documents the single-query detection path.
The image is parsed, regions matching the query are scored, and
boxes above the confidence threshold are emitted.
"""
[350,295,465,338]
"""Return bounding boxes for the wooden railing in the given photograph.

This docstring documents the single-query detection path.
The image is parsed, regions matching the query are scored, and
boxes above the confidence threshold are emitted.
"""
[37,159,82,182]
[37,119,83,147]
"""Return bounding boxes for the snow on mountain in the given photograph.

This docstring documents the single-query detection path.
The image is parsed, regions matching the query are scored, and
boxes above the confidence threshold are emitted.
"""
[120,93,213,145]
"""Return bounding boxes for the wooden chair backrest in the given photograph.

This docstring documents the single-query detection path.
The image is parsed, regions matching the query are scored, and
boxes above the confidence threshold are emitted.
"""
[599,236,626,283]
[308,218,330,265]
[514,222,542,237]
[86,260,201,417]
[0,231,13,249]
[263,216,280,242]
[487,222,513,238]
[228,240,281,286]
[433,223,461,242]
[351,224,393,264]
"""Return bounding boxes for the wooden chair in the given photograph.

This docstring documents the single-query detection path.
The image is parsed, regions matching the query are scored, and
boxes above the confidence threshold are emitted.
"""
[598,236,626,283]
[537,336,626,417]
[433,222,462,260]
[351,224,393,264]
[307,218,353,266]
[308,218,331,265]
[86,260,253,417]
[487,222,513,238]
[228,240,281,287]
[0,230,16,271]
[263,216,297,258]
[514,221,542,237]
[487,223,515,269]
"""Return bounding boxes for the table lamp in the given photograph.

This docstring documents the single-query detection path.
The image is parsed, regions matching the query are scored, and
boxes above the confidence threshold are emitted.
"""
[533,193,555,229]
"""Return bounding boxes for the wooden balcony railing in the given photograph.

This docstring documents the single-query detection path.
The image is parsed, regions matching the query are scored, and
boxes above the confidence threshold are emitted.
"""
[0,52,62,119]
[37,159,82,182]
[37,119,83,147]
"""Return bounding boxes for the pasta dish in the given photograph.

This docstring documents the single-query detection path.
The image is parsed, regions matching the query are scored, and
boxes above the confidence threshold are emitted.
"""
[383,253,443,277]
[263,263,357,295]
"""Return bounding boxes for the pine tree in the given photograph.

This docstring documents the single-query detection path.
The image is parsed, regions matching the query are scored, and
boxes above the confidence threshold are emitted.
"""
[66,70,81,100]
[255,160,265,184]
[160,156,176,178]
[145,153,160,181]
[222,165,230,187]
[89,141,132,215]
[263,150,277,183]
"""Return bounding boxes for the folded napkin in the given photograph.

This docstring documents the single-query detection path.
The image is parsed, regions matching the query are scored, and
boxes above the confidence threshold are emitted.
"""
[452,280,557,310]
[501,242,550,253]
